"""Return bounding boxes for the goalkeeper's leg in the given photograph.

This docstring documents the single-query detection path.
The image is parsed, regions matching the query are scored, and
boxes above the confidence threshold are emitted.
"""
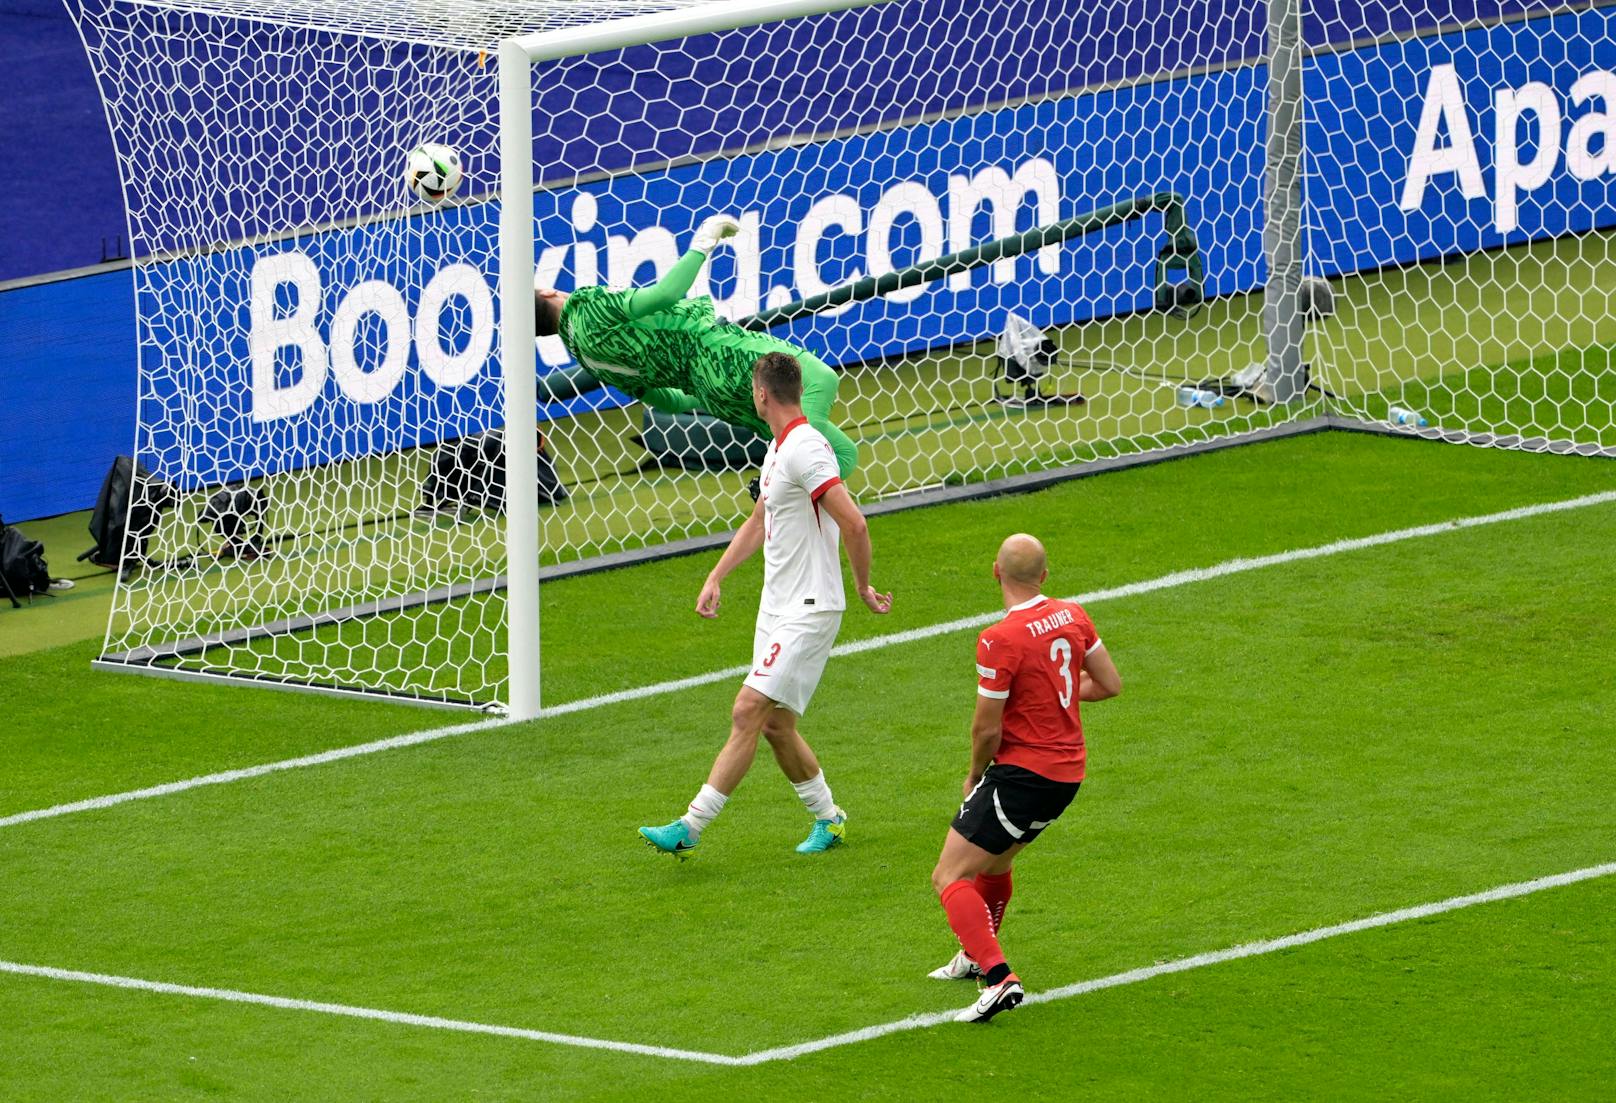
[797,352,859,478]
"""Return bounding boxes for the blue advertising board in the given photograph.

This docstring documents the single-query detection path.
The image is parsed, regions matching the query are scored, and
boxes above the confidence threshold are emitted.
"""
[531,62,1264,369]
[6,0,1547,282]
[126,59,1268,492]
[1308,4,1616,275]
[5,2,1614,519]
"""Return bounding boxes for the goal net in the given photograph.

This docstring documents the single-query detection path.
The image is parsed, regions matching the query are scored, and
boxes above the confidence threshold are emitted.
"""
[1308,1,1616,452]
[69,0,1615,712]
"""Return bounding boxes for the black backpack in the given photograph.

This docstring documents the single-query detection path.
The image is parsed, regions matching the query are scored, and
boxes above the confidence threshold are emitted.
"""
[0,517,52,608]
[421,430,568,514]
[82,456,177,570]
[200,485,268,560]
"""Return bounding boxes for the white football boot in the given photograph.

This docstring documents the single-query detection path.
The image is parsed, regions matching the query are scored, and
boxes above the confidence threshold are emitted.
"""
[928,949,984,981]
[955,976,1024,1023]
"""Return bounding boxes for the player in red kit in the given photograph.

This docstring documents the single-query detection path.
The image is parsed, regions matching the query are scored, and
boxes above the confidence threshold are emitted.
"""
[929,533,1123,1022]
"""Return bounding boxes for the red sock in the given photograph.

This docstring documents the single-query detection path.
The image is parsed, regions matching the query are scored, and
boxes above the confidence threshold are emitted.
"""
[975,870,1013,933]
[939,879,1007,973]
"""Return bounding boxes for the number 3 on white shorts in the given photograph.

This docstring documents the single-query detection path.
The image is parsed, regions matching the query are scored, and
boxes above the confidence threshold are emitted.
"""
[1050,637,1073,708]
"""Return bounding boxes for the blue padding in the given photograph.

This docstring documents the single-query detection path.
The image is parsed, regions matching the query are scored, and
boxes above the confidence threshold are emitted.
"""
[0,269,137,521]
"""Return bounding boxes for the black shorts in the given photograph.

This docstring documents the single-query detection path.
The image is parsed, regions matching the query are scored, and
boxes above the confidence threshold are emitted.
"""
[951,763,1081,855]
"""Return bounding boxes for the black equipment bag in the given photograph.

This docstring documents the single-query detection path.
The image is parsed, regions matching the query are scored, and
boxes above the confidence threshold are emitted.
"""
[82,456,177,569]
[200,485,268,559]
[637,408,768,472]
[421,430,568,514]
[0,517,52,608]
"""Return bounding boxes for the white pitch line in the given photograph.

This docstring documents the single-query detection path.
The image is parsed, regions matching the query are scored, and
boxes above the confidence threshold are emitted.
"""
[736,860,1616,1064]
[0,959,742,1067]
[0,717,514,830]
[4,861,1611,1066]
[3,488,1613,833]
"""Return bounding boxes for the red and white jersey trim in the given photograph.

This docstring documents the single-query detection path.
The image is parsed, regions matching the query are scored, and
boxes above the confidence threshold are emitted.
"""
[972,595,1099,783]
[809,475,841,502]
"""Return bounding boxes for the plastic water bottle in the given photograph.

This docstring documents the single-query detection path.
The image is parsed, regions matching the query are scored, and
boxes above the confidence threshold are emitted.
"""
[1387,405,1428,428]
[1176,386,1225,409]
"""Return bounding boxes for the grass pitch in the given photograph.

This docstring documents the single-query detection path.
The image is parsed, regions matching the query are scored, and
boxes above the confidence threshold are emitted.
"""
[2,431,1614,1100]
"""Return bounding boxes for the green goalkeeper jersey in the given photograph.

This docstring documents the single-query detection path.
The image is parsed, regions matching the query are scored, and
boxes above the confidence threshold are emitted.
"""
[558,283,804,436]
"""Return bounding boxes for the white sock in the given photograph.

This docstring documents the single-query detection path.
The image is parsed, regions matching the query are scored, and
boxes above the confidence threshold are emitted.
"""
[792,771,838,821]
[681,784,728,838]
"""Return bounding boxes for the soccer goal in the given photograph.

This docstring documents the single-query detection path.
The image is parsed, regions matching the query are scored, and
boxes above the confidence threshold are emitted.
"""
[67,0,1616,715]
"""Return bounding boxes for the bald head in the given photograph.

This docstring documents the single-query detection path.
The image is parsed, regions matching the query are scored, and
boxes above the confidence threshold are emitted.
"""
[996,533,1048,588]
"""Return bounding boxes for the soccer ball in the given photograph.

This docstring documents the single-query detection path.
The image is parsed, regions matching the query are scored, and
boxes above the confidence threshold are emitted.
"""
[404,143,463,205]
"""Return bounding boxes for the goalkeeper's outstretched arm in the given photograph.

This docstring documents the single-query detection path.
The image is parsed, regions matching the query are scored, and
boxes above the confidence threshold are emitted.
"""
[626,215,741,319]
[641,387,702,415]
[535,215,741,333]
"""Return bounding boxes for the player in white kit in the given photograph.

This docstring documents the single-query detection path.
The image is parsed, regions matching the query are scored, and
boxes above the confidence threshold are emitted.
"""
[639,352,893,856]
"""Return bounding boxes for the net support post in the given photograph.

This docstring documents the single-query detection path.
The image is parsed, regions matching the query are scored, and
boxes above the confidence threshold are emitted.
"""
[1263,0,1307,404]
[499,39,541,722]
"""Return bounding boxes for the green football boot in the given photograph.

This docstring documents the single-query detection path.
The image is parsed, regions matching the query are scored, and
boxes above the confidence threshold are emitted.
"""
[639,819,697,856]
[795,811,847,854]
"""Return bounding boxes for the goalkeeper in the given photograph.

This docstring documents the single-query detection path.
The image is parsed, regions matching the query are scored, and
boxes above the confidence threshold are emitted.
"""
[534,217,859,478]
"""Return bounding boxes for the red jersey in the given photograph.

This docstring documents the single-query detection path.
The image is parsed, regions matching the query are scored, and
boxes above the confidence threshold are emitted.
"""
[975,595,1100,783]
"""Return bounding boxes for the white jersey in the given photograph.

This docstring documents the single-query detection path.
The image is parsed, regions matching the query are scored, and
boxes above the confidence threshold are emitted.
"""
[758,418,845,615]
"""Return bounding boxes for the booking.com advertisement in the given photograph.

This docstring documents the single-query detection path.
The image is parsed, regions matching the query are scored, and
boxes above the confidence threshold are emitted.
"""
[188,61,1266,491]
[11,4,1616,510]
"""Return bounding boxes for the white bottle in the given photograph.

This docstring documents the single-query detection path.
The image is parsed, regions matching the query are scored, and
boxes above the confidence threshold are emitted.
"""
[1176,386,1225,409]
[1387,405,1428,428]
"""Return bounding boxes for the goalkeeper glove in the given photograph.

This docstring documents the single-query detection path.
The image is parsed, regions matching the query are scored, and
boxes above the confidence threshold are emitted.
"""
[691,215,742,255]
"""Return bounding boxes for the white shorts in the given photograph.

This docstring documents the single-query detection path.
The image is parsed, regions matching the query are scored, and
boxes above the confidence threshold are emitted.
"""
[742,609,843,716]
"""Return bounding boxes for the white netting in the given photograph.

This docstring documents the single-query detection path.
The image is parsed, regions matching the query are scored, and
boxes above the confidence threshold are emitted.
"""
[1309,2,1616,449]
[71,0,1615,708]
[525,0,1278,562]
[76,0,511,704]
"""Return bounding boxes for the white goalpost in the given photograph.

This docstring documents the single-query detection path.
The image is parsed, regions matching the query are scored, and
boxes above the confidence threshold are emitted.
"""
[499,0,888,720]
[67,0,1616,714]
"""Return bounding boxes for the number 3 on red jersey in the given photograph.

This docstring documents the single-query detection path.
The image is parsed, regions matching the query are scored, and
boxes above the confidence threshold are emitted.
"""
[1049,637,1073,708]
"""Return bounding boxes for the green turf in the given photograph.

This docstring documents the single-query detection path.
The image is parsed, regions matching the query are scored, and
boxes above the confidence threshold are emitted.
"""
[0,510,122,659]
[9,429,1616,717]
[1,434,1613,1100]
[8,430,1616,796]
[1318,230,1616,407]
[1388,343,1616,448]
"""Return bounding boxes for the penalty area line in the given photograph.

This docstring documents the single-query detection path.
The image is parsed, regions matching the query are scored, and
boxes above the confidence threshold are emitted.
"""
[3,861,1610,1066]
[732,859,1616,1064]
[2,487,1613,833]
[0,959,743,1067]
